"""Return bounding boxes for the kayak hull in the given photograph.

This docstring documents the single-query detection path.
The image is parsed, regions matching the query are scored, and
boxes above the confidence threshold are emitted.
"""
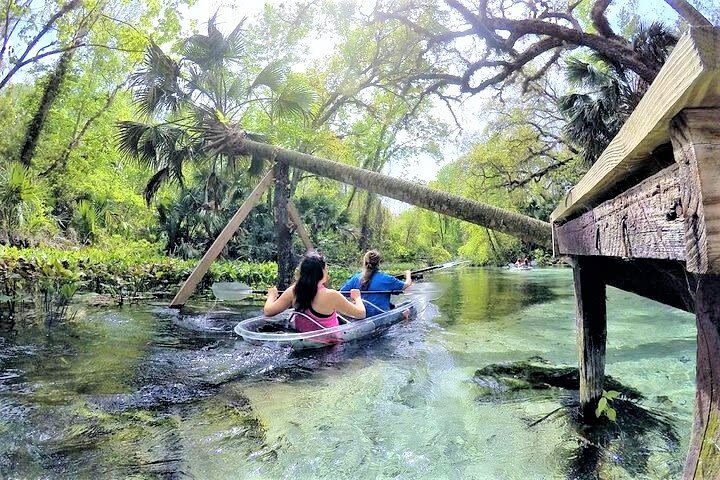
[233,299,423,349]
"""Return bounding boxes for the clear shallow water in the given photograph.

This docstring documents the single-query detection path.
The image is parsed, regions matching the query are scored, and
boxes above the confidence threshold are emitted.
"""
[0,268,696,479]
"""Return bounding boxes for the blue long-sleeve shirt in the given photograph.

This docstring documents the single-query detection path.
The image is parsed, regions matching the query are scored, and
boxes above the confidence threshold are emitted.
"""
[340,272,405,317]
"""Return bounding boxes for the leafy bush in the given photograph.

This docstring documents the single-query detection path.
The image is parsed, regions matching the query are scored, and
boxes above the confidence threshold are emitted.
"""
[0,243,355,317]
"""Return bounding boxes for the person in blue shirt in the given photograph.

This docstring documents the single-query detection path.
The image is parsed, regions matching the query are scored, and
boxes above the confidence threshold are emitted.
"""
[340,250,412,317]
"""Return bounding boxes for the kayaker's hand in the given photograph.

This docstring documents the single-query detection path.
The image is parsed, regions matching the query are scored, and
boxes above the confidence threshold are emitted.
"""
[349,288,361,301]
[267,286,279,300]
[403,270,412,288]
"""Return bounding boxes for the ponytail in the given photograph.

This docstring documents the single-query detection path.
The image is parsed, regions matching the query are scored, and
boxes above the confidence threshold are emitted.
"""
[360,250,381,290]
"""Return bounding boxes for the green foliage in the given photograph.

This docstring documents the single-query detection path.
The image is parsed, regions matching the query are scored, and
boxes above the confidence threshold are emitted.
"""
[0,243,361,315]
[37,257,80,323]
[385,114,573,265]
[0,162,43,233]
[558,24,676,165]
[595,390,621,422]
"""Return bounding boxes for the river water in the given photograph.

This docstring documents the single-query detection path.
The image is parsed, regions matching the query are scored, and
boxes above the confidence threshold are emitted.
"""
[0,268,696,479]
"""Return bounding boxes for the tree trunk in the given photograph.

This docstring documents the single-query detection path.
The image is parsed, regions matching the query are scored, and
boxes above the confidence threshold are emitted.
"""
[20,48,75,166]
[274,161,294,289]
[40,81,123,177]
[358,192,375,253]
[227,135,552,248]
[663,0,713,27]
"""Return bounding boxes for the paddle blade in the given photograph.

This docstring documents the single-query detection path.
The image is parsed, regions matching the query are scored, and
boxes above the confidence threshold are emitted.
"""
[210,282,253,301]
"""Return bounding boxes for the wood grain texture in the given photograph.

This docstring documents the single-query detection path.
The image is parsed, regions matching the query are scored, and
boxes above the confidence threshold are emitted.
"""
[555,164,685,260]
[670,109,720,274]
[684,274,720,479]
[552,27,720,223]
[572,256,607,420]
[170,170,274,307]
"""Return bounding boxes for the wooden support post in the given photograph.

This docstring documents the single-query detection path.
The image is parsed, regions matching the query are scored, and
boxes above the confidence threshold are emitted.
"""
[671,108,720,478]
[169,170,274,307]
[685,275,720,479]
[572,256,607,421]
[287,200,314,252]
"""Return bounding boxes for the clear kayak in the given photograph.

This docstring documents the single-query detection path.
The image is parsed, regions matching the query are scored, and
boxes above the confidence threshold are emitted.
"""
[233,298,425,349]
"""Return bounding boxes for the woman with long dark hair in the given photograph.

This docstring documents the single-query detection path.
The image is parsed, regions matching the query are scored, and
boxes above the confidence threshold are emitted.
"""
[263,253,365,332]
[340,250,412,317]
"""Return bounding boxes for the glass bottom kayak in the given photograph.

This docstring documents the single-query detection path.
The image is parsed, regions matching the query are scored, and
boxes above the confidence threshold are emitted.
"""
[233,298,425,349]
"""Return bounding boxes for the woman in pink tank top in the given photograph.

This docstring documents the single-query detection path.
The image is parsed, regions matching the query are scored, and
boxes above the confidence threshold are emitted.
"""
[263,253,366,334]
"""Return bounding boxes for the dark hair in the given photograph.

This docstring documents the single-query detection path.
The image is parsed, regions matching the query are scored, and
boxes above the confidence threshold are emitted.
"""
[294,253,326,311]
[360,250,381,290]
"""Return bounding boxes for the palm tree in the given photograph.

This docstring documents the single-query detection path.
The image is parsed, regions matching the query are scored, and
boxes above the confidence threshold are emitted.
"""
[117,17,314,203]
[117,17,315,284]
[558,23,676,165]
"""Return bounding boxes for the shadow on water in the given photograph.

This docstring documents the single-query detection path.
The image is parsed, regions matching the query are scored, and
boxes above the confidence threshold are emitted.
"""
[473,359,682,480]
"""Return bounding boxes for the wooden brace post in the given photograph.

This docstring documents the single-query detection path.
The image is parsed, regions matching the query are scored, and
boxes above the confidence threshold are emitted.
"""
[671,108,720,479]
[287,200,314,253]
[169,170,275,307]
[572,256,607,421]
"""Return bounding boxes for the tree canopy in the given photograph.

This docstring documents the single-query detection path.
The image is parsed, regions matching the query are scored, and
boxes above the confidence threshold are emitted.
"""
[0,0,716,266]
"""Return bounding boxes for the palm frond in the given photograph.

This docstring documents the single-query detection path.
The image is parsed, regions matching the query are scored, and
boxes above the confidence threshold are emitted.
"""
[183,16,246,71]
[144,167,170,205]
[250,61,288,91]
[116,121,153,160]
[632,22,677,67]
[273,81,317,118]
[130,42,183,117]
[564,57,608,88]
[225,19,247,57]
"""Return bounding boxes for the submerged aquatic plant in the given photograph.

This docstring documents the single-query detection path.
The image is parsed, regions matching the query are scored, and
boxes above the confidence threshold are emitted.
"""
[473,359,681,479]
[37,257,79,324]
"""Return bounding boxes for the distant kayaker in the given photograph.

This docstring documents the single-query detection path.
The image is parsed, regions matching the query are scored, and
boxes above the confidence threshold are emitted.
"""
[263,252,366,333]
[340,250,412,317]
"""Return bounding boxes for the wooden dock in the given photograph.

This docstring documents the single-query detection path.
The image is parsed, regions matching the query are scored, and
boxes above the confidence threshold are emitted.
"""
[551,27,720,479]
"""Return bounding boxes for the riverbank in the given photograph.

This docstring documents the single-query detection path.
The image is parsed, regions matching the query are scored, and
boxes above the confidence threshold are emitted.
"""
[0,243,359,325]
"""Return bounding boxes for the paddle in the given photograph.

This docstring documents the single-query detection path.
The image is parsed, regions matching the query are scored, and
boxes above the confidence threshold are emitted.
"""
[210,282,405,302]
[392,259,469,279]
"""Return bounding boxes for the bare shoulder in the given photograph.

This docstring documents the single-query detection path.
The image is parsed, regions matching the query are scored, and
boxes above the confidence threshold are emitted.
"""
[318,287,342,299]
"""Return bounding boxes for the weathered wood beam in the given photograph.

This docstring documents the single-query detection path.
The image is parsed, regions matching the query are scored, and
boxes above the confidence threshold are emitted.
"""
[602,258,696,313]
[170,170,274,307]
[572,256,607,421]
[287,200,314,253]
[684,274,720,479]
[552,27,720,223]
[670,109,720,274]
[554,164,685,260]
